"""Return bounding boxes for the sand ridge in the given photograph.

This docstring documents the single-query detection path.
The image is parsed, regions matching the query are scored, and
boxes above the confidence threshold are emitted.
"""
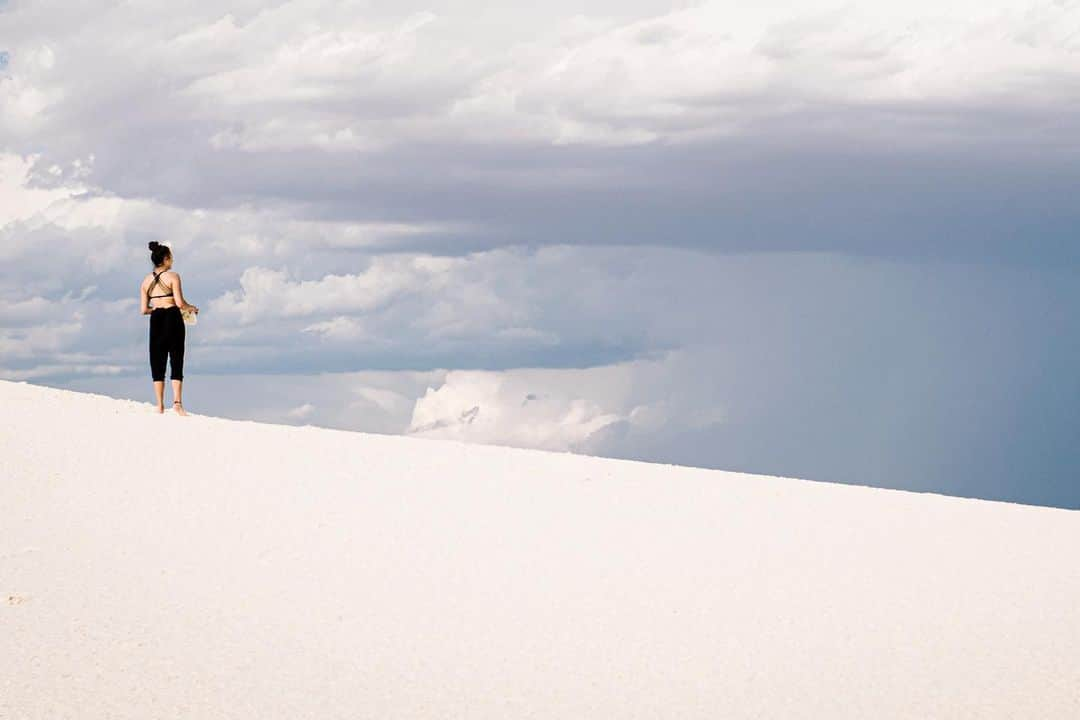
[1,379,1077,719]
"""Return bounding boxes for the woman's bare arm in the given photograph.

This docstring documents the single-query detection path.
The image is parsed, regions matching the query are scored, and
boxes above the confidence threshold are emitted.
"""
[139,279,151,315]
[171,273,198,313]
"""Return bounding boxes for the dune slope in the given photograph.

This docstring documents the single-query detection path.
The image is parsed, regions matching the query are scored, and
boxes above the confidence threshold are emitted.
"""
[1,380,1078,718]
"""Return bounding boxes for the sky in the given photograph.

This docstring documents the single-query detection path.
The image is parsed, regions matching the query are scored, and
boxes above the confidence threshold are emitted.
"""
[1,0,1077,508]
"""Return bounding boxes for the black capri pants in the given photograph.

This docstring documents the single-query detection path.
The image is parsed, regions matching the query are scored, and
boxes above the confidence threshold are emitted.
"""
[149,306,185,381]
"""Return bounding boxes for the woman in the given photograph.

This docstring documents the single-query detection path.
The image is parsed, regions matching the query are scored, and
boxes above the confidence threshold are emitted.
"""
[140,241,199,414]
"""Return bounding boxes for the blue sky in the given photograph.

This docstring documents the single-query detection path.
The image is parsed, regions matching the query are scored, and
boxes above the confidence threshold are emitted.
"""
[1,0,1077,508]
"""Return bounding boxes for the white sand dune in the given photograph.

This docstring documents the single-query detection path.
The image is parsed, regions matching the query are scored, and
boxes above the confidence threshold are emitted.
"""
[1,380,1077,719]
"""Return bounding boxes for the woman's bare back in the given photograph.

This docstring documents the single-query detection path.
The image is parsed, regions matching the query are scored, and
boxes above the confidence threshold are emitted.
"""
[143,270,179,310]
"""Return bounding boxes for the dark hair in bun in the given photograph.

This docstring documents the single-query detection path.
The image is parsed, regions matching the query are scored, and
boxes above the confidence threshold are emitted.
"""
[148,241,171,266]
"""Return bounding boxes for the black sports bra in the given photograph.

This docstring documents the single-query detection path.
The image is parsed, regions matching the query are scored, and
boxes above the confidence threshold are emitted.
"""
[147,270,174,302]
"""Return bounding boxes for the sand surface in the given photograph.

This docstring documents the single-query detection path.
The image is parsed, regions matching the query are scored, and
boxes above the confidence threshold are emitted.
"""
[1,380,1078,718]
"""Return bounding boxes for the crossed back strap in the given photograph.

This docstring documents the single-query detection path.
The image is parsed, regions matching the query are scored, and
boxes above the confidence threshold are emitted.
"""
[147,270,172,300]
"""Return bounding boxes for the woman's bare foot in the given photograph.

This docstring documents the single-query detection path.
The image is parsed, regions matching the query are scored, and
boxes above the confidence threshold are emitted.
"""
[173,401,188,416]
[156,403,165,414]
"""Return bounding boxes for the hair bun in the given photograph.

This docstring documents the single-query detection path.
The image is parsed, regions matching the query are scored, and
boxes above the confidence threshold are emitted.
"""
[148,241,160,250]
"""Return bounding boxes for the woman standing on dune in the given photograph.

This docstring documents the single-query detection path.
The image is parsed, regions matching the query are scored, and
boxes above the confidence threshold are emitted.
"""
[140,241,199,415]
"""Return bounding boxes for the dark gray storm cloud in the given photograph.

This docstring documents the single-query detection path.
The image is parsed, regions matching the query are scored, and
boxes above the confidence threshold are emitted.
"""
[6,0,1079,265]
